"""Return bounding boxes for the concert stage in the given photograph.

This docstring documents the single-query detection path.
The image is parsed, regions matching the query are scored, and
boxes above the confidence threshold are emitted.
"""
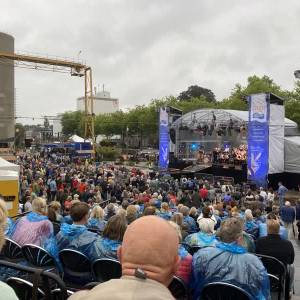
[168,161,247,184]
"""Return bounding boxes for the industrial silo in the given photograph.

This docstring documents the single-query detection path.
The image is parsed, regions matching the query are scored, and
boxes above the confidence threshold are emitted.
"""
[0,32,15,144]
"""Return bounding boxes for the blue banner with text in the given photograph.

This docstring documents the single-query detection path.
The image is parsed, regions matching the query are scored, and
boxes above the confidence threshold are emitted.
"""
[247,93,269,187]
[159,107,169,170]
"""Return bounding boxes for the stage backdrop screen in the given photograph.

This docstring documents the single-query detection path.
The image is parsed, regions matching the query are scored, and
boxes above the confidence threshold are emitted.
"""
[159,107,169,170]
[247,93,270,187]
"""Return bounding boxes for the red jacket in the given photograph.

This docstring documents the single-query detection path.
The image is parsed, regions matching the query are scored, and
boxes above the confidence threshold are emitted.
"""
[199,188,208,199]
[175,253,192,284]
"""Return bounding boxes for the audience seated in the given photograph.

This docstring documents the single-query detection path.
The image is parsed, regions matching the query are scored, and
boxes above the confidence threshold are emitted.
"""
[256,213,295,296]
[62,199,80,224]
[259,219,288,240]
[244,209,259,238]
[171,212,188,240]
[2,156,299,300]
[126,205,138,224]
[104,203,117,221]
[95,214,127,259]
[180,206,197,232]
[189,207,198,223]
[69,216,179,300]
[169,221,192,284]
[184,216,216,248]
[143,206,156,216]
[0,196,14,236]
[0,200,19,299]
[63,196,73,214]
[197,206,216,231]
[87,205,106,231]
[56,202,102,261]
[48,201,63,223]
[191,217,270,299]
[253,208,266,225]
[158,202,172,220]
[10,197,58,260]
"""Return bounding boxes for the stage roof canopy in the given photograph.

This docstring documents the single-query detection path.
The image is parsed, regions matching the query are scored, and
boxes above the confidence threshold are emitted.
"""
[171,109,297,129]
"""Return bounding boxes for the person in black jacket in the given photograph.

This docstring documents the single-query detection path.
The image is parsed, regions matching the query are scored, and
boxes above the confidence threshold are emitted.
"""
[256,213,295,296]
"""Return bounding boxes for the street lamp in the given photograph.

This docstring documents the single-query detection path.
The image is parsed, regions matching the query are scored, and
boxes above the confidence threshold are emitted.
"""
[294,70,300,79]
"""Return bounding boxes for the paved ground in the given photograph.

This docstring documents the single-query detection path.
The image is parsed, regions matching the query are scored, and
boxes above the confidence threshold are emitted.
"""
[292,239,300,299]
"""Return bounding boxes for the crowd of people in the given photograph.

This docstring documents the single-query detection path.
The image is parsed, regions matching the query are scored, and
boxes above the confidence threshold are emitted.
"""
[211,144,247,165]
[0,151,299,299]
[195,144,247,165]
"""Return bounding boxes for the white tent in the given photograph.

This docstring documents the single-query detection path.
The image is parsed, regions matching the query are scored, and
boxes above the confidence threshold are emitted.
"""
[284,136,300,173]
[0,157,20,173]
[69,135,85,143]
[0,170,19,181]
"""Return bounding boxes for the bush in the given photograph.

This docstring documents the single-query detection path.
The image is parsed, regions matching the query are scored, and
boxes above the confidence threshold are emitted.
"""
[97,146,120,161]
[99,140,116,147]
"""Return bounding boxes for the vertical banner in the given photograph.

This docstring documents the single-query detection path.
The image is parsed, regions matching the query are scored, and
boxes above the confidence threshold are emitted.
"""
[247,93,270,187]
[159,107,169,171]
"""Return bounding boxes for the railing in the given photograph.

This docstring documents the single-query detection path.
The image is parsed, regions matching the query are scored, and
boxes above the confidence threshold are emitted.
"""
[11,211,30,220]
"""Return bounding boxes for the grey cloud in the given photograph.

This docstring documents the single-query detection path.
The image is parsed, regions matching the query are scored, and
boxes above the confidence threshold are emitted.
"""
[1,0,300,123]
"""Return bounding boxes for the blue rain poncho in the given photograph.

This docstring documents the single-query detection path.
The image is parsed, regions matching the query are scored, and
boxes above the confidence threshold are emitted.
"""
[5,217,14,235]
[183,216,198,232]
[93,237,121,260]
[62,215,73,224]
[191,242,270,300]
[184,232,217,248]
[56,223,101,261]
[87,218,107,232]
[244,220,259,238]
[157,211,172,220]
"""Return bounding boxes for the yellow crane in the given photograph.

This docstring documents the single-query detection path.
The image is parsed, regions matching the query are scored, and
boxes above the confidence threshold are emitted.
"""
[0,51,95,141]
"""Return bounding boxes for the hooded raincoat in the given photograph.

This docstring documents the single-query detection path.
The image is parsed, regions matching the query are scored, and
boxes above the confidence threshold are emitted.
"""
[56,222,102,261]
[191,242,270,300]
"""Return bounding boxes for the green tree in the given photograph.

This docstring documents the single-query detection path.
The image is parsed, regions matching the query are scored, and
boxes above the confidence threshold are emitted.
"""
[61,111,84,136]
[95,112,126,138]
[60,75,300,142]
[228,75,288,101]
[284,80,300,126]
[178,85,216,102]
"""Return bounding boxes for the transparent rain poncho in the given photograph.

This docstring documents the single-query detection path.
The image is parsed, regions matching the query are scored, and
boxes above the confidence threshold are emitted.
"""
[184,232,217,248]
[7,212,61,273]
[191,242,270,300]
[10,212,59,264]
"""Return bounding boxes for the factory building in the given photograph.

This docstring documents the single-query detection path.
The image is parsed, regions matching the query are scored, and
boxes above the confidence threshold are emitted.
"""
[77,88,119,115]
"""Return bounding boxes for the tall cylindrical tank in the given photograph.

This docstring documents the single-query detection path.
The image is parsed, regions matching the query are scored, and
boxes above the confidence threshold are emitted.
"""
[0,32,15,143]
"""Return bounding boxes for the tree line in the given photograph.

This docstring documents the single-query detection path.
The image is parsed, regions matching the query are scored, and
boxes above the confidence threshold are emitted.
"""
[60,75,300,139]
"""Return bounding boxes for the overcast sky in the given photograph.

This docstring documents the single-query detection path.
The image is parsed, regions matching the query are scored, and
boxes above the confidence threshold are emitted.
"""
[1,0,300,124]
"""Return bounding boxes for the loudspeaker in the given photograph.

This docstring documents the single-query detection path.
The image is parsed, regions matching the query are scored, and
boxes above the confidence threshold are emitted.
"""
[169,128,176,144]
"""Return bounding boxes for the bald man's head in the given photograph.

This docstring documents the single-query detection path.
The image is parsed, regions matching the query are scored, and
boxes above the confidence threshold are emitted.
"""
[118,216,180,286]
